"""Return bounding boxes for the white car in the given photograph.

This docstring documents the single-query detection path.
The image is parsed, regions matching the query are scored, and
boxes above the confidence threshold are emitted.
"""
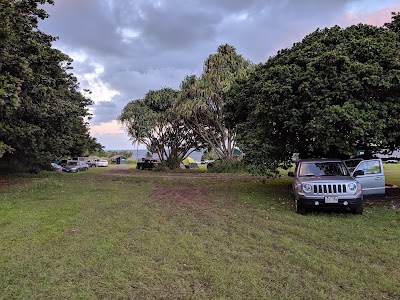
[50,163,62,171]
[386,159,398,164]
[97,159,109,167]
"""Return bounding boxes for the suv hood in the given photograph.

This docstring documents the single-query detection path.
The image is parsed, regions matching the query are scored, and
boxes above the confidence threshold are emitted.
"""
[298,176,355,183]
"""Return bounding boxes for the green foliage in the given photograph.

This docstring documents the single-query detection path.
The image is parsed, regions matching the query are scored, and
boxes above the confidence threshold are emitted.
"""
[125,158,136,165]
[119,88,204,169]
[226,21,400,173]
[207,159,247,174]
[0,141,14,158]
[201,149,219,160]
[104,150,133,159]
[90,147,107,158]
[385,12,400,34]
[0,0,102,171]
[177,44,252,160]
[207,159,279,176]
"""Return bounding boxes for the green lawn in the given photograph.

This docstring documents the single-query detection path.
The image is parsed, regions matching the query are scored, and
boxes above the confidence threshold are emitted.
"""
[1,165,400,299]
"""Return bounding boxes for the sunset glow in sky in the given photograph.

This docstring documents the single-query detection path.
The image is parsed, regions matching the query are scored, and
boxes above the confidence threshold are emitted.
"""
[39,0,400,150]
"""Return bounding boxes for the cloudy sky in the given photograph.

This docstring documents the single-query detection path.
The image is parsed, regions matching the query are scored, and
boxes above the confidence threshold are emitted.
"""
[39,0,400,150]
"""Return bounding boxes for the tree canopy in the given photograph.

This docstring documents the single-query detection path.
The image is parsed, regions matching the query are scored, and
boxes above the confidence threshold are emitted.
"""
[177,44,251,160]
[0,0,102,172]
[119,88,204,168]
[225,19,400,171]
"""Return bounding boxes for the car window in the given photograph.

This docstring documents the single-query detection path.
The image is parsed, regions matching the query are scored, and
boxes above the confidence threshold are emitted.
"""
[344,159,363,172]
[355,160,381,174]
[298,162,349,176]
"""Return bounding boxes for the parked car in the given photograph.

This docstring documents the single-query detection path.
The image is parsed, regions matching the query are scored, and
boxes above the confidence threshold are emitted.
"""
[50,163,62,172]
[97,159,108,167]
[62,161,89,173]
[60,159,69,167]
[288,158,363,214]
[136,158,159,170]
[386,159,398,164]
[86,158,99,167]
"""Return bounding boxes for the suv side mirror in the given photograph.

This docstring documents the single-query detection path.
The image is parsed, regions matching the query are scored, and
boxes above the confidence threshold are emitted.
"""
[353,170,364,177]
[288,171,295,177]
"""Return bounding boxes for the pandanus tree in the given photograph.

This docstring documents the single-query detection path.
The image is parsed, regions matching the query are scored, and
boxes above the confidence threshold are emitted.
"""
[118,100,155,162]
[119,88,204,169]
[176,44,251,160]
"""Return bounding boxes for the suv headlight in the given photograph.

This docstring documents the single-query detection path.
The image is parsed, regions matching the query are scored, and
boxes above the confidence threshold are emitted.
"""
[302,183,313,193]
[347,183,357,193]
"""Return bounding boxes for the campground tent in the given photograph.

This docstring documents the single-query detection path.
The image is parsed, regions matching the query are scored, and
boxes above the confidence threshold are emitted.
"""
[182,157,198,169]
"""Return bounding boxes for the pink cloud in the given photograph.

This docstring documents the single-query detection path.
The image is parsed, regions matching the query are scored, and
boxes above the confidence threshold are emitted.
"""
[90,120,124,135]
[343,6,400,27]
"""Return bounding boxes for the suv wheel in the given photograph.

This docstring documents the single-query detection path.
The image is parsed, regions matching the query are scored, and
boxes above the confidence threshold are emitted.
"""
[351,203,363,215]
[295,199,307,215]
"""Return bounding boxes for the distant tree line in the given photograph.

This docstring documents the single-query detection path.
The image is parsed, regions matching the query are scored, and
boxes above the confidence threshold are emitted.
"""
[0,0,102,172]
[103,150,132,159]
[120,12,400,173]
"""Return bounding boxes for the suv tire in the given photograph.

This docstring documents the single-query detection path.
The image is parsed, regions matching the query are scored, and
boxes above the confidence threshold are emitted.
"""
[295,199,307,215]
[352,203,363,215]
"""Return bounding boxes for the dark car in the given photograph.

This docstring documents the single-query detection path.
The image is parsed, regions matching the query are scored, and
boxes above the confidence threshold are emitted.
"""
[136,158,159,170]
[62,161,89,173]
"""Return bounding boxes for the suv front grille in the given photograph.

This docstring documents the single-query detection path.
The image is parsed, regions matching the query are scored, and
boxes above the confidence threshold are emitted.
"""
[313,184,347,195]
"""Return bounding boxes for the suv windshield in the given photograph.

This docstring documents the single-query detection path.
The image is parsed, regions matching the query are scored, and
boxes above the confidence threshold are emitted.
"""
[298,162,349,177]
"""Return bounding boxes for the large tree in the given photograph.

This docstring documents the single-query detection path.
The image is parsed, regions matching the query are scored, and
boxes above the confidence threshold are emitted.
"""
[385,12,400,33]
[0,0,102,172]
[119,88,204,169]
[225,20,400,172]
[177,44,251,160]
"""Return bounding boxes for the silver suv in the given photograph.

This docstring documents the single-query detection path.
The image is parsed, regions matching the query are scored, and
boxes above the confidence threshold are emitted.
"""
[288,159,363,214]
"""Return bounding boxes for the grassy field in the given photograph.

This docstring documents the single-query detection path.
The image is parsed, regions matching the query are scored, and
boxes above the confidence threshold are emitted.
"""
[1,165,400,299]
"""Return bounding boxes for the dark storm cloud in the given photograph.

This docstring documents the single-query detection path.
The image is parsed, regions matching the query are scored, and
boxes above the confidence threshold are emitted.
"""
[90,101,120,124]
[38,0,393,148]
[208,0,356,61]
[42,0,127,58]
[89,64,194,125]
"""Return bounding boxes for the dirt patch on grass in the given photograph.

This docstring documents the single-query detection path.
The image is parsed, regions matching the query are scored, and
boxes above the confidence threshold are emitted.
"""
[150,181,236,224]
[106,164,264,180]
[365,185,400,209]
[151,183,214,209]
[0,178,25,189]
[152,183,211,223]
